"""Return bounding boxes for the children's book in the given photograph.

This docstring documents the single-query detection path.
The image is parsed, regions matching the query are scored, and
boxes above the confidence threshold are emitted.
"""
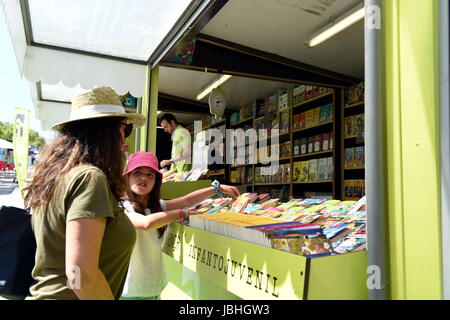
[300,161,310,182]
[344,148,354,169]
[354,113,365,136]
[321,132,330,151]
[313,108,320,127]
[305,110,314,128]
[294,139,301,156]
[354,146,365,168]
[319,105,328,123]
[317,158,328,180]
[299,112,306,129]
[230,196,250,213]
[293,162,302,182]
[254,193,271,204]
[308,159,318,181]
[314,134,322,153]
[307,136,314,154]
[327,157,334,180]
[344,116,354,138]
[278,91,289,110]
[300,138,308,155]
[280,110,290,133]
[293,113,300,131]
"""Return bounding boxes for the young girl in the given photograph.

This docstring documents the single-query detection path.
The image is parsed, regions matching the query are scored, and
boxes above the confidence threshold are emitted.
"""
[121,151,240,300]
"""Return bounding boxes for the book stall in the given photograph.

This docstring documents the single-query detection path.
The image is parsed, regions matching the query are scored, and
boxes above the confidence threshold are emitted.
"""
[162,192,368,300]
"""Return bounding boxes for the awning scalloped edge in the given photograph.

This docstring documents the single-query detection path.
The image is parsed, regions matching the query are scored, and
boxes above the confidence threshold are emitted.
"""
[24,46,147,97]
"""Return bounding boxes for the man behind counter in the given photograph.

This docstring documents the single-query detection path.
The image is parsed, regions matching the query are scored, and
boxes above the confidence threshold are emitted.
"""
[159,113,192,173]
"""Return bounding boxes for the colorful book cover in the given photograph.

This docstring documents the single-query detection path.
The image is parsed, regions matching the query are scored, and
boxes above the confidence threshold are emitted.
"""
[259,198,280,209]
[294,139,301,156]
[305,109,314,128]
[326,157,334,180]
[230,196,250,213]
[278,91,289,110]
[313,107,320,127]
[344,180,354,198]
[280,110,289,133]
[314,134,322,153]
[300,161,310,182]
[354,146,365,168]
[321,132,330,151]
[354,113,365,136]
[319,105,328,123]
[344,116,354,138]
[293,113,300,131]
[268,93,278,113]
[302,236,334,255]
[307,136,314,154]
[344,148,354,169]
[309,159,318,181]
[300,138,308,155]
[318,158,328,180]
[293,161,302,182]
[299,112,306,129]
[326,104,334,122]
[292,85,303,105]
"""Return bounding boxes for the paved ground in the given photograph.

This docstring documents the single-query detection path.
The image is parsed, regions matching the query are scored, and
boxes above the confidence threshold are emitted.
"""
[0,173,24,208]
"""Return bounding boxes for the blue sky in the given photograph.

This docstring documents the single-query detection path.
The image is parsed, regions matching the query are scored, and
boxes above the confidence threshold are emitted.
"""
[0,10,55,142]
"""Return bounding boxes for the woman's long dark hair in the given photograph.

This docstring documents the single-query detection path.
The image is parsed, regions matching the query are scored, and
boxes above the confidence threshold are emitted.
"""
[24,117,126,210]
[124,170,166,238]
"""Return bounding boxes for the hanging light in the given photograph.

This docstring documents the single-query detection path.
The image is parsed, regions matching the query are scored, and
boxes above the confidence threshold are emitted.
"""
[306,2,365,48]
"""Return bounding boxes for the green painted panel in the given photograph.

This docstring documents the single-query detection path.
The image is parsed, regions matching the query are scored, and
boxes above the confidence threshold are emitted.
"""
[308,251,368,300]
[162,224,307,300]
[383,0,442,299]
[161,181,212,199]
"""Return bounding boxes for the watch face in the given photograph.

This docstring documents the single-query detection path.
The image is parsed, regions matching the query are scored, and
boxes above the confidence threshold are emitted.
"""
[209,88,226,117]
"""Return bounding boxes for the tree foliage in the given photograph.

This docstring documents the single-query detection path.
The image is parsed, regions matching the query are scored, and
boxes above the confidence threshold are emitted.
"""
[0,121,46,148]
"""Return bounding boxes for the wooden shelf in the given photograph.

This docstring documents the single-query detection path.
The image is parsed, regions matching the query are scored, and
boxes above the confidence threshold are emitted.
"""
[292,91,333,109]
[344,101,364,109]
[231,118,253,127]
[230,163,254,168]
[293,121,333,134]
[293,150,333,159]
[345,167,365,170]
[254,183,290,186]
[293,180,334,184]
[208,171,225,176]
[202,119,226,130]
[254,108,291,122]
[257,131,290,142]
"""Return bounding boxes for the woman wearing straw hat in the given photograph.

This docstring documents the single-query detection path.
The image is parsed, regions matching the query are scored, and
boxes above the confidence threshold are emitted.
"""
[24,87,145,300]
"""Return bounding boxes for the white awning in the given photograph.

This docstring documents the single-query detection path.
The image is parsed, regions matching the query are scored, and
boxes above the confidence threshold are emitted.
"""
[1,0,205,96]
[0,138,14,149]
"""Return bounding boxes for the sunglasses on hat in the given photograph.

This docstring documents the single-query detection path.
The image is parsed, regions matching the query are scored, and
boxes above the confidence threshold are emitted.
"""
[120,122,133,138]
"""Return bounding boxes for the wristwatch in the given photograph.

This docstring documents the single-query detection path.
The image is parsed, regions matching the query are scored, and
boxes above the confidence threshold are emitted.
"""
[211,179,222,197]
[179,207,189,223]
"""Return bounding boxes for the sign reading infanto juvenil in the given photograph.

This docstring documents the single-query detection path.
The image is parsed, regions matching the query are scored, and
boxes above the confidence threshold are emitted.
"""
[13,108,30,191]
[162,223,308,300]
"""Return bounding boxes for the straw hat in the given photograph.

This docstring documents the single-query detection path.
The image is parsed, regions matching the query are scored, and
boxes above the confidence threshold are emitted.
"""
[52,86,146,131]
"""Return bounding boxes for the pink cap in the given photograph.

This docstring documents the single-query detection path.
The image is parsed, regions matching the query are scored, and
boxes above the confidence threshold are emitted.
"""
[123,151,162,178]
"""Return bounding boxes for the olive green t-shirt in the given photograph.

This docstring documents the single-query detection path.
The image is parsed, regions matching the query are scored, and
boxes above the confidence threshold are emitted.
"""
[29,165,136,300]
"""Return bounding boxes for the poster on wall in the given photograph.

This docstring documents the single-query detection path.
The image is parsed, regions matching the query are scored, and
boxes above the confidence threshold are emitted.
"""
[13,108,29,191]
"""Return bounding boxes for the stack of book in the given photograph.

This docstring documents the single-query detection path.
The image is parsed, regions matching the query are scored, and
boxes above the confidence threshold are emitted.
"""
[162,168,209,183]
[187,194,367,257]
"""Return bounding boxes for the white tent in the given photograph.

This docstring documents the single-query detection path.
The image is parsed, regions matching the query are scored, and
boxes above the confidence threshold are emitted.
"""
[0,138,13,150]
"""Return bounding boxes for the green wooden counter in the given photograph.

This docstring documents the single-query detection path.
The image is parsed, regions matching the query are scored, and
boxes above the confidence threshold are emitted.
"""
[161,223,368,300]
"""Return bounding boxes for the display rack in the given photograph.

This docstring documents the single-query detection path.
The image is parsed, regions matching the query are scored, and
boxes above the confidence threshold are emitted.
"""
[341,83,365,200]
